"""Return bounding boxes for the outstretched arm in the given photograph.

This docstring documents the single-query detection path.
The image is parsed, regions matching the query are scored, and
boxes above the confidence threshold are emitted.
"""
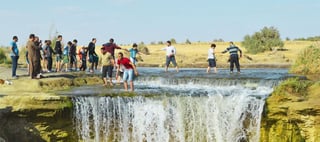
[222,49,228,54]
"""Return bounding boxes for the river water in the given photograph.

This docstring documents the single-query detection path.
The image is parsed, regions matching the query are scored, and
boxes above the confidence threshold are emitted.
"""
[71,68,289,142]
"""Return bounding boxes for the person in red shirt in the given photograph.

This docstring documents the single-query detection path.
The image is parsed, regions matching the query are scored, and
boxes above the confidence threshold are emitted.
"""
[116,52,138,91]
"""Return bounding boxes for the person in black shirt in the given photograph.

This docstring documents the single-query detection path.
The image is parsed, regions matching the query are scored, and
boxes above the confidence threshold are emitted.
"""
[69,39,78,71]
[88,38,98,73]
[54,35,63,72]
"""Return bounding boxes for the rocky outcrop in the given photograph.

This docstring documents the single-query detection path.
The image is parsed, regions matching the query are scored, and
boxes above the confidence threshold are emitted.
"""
[0,73,103,142]
[260,78,320,142]
[0,96,76,142]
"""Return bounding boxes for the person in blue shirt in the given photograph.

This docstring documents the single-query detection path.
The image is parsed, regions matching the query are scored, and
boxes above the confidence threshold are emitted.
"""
[127,43,144,66]
[61,41,72,72]
[10,36,19,78]
[222,41,242,74]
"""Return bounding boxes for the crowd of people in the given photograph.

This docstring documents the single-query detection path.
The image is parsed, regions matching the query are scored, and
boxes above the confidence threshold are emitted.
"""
[9,34,243,91]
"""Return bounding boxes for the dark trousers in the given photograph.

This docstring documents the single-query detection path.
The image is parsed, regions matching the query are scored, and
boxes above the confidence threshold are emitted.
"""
[230,54,240,72]
[29,59,40,78]
[102,65,113,78]
[47,57,53,71]
[11,56,19,77]
[80,60,87,71]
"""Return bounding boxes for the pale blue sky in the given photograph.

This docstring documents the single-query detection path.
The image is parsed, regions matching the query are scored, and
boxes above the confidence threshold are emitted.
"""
[1,0,319,47]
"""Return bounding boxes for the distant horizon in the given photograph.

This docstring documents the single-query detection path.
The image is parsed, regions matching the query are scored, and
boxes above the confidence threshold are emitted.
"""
[1,0,319,47]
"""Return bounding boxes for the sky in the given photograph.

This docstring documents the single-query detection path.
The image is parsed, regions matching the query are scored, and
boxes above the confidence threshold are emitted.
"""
[1,0,319,47]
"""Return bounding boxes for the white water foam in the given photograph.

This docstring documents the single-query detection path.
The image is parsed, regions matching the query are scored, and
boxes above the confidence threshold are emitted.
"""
[73,81,271,142]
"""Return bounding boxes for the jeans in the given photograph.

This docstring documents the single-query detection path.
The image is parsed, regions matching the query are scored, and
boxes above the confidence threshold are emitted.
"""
[11,56,19,77]
[123,69,134,82]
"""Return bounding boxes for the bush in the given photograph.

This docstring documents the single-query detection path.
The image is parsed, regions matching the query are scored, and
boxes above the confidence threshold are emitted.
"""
[273,78,312,97]
[138,42,150,55]
[242,26,284,54]
[0,48,7,64]
[290,45,320,74]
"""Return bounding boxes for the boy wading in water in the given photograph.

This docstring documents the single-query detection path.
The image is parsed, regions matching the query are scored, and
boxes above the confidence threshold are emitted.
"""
[161,41,179,72]
[100,48,115,86]
[206,43,217,73]
[116,52,138,91]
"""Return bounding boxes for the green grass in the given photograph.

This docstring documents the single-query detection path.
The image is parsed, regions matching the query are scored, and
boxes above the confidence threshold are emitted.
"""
[290,44,320,74]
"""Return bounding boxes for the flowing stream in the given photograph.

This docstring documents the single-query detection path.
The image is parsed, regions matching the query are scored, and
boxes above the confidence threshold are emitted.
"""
[72,68,289,142]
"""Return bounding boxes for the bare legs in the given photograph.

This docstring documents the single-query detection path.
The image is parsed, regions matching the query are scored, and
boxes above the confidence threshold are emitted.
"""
[206,66,217,73]
[165,66,179,72]
[123,81,134,91]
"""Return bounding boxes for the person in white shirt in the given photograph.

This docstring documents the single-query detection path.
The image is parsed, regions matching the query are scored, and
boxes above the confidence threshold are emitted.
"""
[161,41,179,72]
[206,43,217,73]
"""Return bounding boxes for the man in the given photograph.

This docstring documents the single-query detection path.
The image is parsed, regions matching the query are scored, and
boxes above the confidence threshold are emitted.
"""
[55,35,63,72]
[102,38,125,58]
[88,38,98,73]
[26,34,41,79]
[222,41,242,74]
[116,52,138,91]
[10,36,19,79]
[69,39,78,71]
[161,40,179,72]
[100,47,115,86]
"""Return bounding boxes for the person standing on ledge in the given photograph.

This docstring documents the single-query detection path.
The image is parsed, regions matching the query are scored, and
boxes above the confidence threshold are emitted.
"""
[116,52,138,91]
[222,41,242,74]
[206,43,217,73]
[10,36,19,79]
[161,40,179,72]
[88,38,98,73]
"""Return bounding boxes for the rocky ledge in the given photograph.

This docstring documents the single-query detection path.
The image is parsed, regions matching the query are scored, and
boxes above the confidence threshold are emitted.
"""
[260,77,320,142]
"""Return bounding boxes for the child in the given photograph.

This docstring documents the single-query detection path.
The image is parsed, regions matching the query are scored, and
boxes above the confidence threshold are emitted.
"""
[79,46,88,71]
[128,43,144,66]
[61,41,72,72]
[100,48,114,86]
[206,43,217,73]
[44,40,54,72]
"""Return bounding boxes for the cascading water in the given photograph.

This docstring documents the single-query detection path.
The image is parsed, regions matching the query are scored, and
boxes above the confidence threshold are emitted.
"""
[72,68,288,142]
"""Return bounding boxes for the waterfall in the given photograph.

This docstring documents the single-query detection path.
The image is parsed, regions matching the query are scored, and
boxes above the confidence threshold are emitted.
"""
[72,74,277,142]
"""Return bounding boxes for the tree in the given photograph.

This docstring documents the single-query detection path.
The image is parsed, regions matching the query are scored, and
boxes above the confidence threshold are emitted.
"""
[158,41,164,45]
[185,39,191,44]
[170,38,177,44]
[242,26,284,54]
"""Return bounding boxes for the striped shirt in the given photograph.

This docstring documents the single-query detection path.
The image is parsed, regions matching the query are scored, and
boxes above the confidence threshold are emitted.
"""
[223,46,242,55]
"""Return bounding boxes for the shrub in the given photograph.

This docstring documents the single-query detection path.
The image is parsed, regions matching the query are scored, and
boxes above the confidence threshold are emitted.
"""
[290,45,320,74]
[273,78,312,97]
[242,26,284,54]
[138,42,150,55]
[0,48,7,64]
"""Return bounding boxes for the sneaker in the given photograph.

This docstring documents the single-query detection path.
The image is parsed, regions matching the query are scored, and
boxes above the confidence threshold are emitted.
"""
[237,71,241,74]
[12,76,18,79]
[230,71,233,74]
